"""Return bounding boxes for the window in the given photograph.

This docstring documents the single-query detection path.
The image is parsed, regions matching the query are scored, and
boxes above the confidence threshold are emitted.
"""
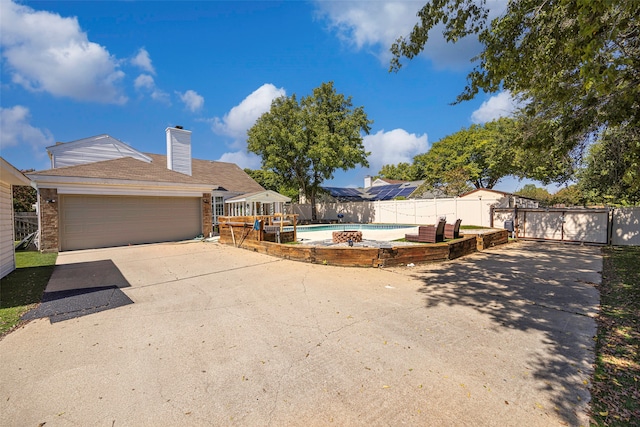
[213,196,224,224]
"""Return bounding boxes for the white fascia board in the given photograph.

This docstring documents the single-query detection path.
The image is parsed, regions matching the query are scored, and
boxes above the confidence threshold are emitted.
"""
[28,175,211,197]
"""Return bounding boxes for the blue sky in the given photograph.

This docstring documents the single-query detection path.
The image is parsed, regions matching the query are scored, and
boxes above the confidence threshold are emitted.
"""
[1,0,542,192]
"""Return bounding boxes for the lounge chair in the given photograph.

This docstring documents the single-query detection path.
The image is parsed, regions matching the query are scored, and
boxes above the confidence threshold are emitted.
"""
[444,219,462,239]
[405,219,446,243]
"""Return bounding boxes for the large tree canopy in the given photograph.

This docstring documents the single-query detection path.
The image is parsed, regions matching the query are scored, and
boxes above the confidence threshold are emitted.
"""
[391,0,639,200]
[387,118,519,196]
[377,162,420,182]
[244,168,299,202]
[578,124,640,206]
[247,82,372,219]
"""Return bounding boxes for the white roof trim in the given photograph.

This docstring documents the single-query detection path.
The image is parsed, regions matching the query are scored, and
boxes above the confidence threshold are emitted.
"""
[27,174,212,191]
[225,190,291,203]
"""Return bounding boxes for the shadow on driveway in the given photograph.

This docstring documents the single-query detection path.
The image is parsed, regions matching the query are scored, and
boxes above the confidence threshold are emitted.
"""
[411,241,601,426]
[22,259,133,323]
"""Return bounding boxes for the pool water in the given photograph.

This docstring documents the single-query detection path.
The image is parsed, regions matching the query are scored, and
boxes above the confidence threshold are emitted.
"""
[285,224,415,233]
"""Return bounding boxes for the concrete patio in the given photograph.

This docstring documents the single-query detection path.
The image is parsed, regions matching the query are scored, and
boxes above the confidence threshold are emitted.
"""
[0,240,601,426]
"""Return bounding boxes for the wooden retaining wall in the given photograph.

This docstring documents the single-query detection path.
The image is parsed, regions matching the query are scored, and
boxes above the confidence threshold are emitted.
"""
[476,230,509,250]
[218,228,509,268]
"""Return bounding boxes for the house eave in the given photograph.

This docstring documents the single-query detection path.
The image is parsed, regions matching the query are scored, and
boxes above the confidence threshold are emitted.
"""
[27,174,212,197]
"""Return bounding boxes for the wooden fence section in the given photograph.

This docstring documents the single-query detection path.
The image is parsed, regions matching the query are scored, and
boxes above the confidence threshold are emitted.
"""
[14,212,38,240]
[217,230,508,268]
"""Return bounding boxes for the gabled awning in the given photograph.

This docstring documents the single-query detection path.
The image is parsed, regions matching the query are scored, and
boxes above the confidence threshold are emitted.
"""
[225,190,291,204]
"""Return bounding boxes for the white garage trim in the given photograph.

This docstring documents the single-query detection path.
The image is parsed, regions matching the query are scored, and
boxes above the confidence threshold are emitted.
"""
[59,195,202,251]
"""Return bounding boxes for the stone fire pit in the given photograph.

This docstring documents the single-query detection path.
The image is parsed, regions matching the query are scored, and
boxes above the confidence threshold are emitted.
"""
[332,230,363,244]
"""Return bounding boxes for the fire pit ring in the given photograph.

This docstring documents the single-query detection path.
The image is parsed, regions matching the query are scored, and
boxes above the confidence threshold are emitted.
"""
[332,230,363,244]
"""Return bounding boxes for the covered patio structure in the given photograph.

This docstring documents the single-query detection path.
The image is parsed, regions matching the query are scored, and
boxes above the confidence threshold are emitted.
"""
[219,190,298,246]
[224,190,291,217]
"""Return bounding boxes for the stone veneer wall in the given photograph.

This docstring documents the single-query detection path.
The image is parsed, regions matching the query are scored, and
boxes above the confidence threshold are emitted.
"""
[202,193,212,237]
[39,188,59,252]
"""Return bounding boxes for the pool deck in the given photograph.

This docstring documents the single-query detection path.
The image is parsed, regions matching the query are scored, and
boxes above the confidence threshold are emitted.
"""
[297,226,418,244]
[296,226,495,246]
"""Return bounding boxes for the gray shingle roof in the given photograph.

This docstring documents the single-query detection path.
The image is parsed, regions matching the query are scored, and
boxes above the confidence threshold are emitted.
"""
[29,154,264,194]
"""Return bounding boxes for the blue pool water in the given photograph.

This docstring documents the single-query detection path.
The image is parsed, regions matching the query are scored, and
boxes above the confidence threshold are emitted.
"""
[284,224,415,233]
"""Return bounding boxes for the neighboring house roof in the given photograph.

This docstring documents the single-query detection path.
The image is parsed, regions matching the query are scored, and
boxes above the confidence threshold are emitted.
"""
[459,188,511,198]
[371,178,408,186]
[323,181,424,202]
[1,157,31,186]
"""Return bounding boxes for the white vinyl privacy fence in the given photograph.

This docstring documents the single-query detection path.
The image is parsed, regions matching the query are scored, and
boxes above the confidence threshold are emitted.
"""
[288,198,497,228]
[288,201,639,246]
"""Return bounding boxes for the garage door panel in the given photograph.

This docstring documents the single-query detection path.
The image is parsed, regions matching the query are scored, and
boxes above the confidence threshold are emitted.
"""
[60,195,201,251]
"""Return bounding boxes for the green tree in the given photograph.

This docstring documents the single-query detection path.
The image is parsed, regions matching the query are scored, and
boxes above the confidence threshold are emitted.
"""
[515,184,552,205]
[12,185,36,212]
[391,0,639,195]
[376,162,419,181]
[411,118,518,195]
[247,82,372,220]
[12,169,36,212]
[577,125,640,206]
[551,185,584,207]
[244,168,299,202]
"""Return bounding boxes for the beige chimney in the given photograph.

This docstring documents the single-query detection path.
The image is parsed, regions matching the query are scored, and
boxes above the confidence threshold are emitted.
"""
[166,126,192,176]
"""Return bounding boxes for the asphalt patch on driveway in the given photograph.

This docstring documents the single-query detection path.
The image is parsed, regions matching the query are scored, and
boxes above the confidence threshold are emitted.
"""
[22,286,133,323]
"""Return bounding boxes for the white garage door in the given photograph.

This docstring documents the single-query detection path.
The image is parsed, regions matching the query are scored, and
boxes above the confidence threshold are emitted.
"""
[60,195,201,251]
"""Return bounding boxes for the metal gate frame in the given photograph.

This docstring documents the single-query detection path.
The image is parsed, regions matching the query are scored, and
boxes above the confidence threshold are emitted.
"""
[491,207,611,245]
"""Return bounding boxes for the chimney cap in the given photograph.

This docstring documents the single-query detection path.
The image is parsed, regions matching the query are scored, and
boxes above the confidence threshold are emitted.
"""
[175,125,183,129]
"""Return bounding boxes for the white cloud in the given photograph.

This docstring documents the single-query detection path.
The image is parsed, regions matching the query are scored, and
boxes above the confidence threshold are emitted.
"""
[0,0,126,104]
[134,74,155,90]
[131,48,155,74]
[217,151,262,170]
[178,90,204,112]
[316,2,419,62]
[134,74,170,105]
[315,0,505,70]
[470,91,519,124]
[212,83,286,148]
[0,106,54,156]
[363,128,428,172]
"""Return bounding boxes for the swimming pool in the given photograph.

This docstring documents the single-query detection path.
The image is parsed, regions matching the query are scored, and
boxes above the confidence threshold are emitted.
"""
[285,223,416,233]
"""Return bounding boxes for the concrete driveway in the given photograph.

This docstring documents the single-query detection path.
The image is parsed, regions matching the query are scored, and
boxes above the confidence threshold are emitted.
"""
[0,240,600,426]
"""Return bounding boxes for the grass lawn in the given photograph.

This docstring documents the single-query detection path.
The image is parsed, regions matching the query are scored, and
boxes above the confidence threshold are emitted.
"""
[0,251,57,337]
[590,246,640,426]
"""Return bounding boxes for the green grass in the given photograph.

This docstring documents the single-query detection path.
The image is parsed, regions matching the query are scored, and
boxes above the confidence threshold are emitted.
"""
[0,251,57,337]
[590,246,640,426]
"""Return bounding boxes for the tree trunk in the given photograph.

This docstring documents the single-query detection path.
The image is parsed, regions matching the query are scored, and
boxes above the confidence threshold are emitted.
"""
[310,189,317,221]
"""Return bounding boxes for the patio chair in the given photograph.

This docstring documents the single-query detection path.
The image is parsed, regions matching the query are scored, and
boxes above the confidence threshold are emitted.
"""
[405,218,446,243]
[444,219,462,239]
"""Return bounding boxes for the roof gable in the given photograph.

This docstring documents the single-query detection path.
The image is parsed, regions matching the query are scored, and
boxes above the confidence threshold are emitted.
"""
[1,157,31,186]
[459,188,510,199]
[225,190,291,203]
[47,135,151,168]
